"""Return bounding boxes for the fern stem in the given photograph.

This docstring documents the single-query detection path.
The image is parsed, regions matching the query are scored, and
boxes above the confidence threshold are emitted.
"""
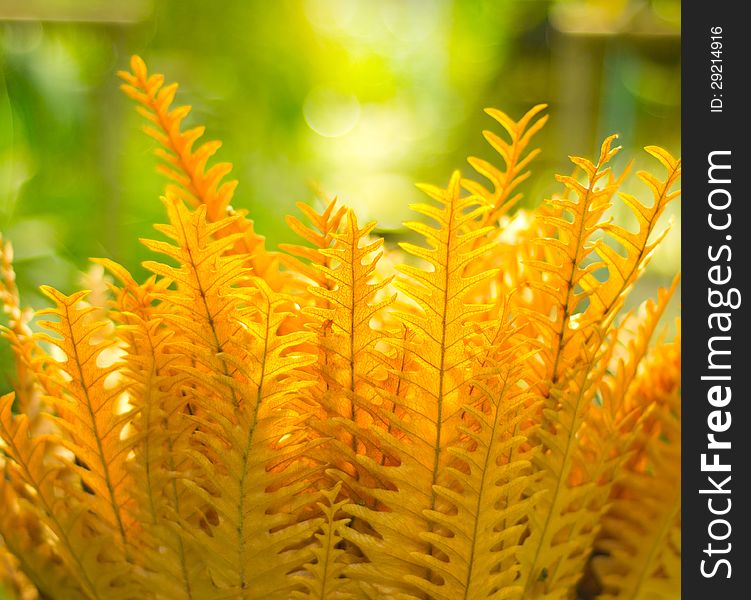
[423,178,459,591]
[347,229,358,457]
[235,292,271,597]
[548,179,597,387]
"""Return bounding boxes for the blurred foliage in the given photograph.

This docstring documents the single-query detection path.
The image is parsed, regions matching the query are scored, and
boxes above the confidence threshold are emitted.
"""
[0,0,679,387]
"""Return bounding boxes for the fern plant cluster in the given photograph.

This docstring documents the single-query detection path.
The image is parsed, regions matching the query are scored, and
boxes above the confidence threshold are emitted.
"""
[0,56,680,600]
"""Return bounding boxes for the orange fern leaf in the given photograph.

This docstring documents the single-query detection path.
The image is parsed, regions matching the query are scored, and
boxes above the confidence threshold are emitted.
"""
[177,278,320,598]
[279,197,348,292]
[524,134,625,385]
[0,461,88,600]
[463,104,548,226]
[95,259,208,599]
[118,56,236,221]
[592,325,681,599]
[583,147,681,322]
[0,238,44,424]
[292,482,358,600]
[35,287,134,551]
[119,55,283,287]
[342,171,501,597]
[0,394,135,599]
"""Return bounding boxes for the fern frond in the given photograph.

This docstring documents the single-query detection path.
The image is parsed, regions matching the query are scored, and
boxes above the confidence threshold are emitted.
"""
[125,321,206,599]
[307,210,394,383]
[591,326,681,599]
[35,287,134,552]
[406,357,541,600]
[0,465,87,600]
[595,276,679,429]
[528,134,624,385]
[516,326,625,600]
[0,394,134,599]
[575,279,679,520]
[463,104,548,226]
[140,195,321,596]
[515,133,632,592]
[0,530,42,600]
[515,157,678,598]
[119,56,282,287]
[96,262,206,599]
[301,209,395,489]
[0,77,683,600]
[118,56,236,221]
[292,482,358,600]
[582,147,681,321]
[141,195,255,413]
[279,197,348,291]
[177,278,320,598]
[342,171,501,597]
[0,238,44,424]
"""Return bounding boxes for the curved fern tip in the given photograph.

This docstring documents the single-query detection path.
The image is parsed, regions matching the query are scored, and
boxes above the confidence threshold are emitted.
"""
[130,54,147,76]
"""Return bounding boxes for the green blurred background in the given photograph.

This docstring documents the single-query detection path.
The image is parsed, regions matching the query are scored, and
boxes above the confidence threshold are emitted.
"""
[0,0,679,392]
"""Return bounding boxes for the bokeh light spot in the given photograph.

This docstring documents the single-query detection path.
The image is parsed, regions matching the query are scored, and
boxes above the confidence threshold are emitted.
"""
[303,86,361,138]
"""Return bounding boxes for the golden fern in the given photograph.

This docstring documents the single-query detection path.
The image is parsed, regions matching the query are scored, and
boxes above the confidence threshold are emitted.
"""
[279,198,348,292]
[35,287,134,552]
[592,324,681,599]
[97,259,208,598]
[513,139,680,599]
[0,57,681,600]
[140,197,319,597]
[463,104,548,225]
[118,56,283,288]
[297,208,396,498]
[292,482,358,600]
[0,392,134,599]
[340,172,531,599]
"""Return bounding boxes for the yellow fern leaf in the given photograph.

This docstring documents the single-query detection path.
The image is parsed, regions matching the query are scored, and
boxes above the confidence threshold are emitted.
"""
[292,482,358,600]
[35,287,134,551]
[94,260,207,599]
[582,147,681,321]
[593,276,680,433]
[138,195,321,596]
[141,196,256,412]
[516,328,617,599]
[592,326,681,599]
[118,56,236,221]
[513,136,679,599]
[0,238,45,426]
[301,209,396,489]
[463,104,548,225]
[119,55,283,288]
[524,134,624,386]
[405,357,541,600]
[279,197,348,292]
[276,196,350,334]
[0,465,87,600]
[177,279,320,598]
[341,171,501,597]
[0,394,134,599]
